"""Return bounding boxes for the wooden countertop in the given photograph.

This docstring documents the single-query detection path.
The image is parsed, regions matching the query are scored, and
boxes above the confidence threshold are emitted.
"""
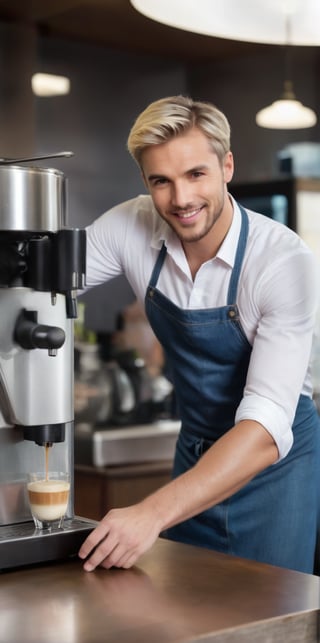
[0,538,319,643]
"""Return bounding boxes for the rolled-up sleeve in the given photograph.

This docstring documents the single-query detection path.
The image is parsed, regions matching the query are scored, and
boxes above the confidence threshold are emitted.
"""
[235,395,293,459]
[236,244,318,460]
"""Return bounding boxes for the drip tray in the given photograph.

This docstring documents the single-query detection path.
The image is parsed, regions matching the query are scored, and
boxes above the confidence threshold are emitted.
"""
[75,420,181,467]
[0,517,97,570]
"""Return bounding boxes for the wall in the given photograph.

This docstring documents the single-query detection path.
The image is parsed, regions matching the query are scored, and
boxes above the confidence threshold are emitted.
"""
[34,35,187,332]
[188,47,320,184]
[1,21,320,331]
[0,23,36,157]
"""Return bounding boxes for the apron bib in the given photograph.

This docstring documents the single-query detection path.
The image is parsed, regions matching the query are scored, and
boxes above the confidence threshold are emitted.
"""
[145,205,320,573]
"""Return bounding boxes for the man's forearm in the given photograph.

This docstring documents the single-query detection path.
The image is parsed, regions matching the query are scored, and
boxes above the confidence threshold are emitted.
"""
[79,420,279,571]
[141,420,279,531]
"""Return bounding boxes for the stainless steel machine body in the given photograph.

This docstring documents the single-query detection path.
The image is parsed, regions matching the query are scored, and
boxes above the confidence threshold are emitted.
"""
[0,160,96,570]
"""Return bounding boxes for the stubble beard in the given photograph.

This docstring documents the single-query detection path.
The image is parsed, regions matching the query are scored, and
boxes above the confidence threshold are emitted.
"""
[182,202,224,244]
[160,195,225,244]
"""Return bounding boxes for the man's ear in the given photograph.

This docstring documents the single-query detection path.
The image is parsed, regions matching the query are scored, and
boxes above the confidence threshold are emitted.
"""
[223,151,234,184]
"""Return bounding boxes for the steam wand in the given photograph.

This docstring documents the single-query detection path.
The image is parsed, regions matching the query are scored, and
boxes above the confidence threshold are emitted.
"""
[0,151,74,165]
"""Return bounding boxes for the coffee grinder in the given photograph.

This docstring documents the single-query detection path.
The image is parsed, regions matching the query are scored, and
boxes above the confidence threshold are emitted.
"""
[0,153,96,570]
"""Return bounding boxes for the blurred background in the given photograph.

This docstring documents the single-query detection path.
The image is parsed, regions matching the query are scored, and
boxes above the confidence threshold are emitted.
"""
[1,0,319,333]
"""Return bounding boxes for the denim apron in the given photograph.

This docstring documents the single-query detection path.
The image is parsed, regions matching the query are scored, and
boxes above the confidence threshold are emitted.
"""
[145,205,320,573]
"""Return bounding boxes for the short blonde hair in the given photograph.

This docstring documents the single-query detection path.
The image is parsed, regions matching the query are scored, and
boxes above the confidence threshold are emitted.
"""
[127,95,231,166]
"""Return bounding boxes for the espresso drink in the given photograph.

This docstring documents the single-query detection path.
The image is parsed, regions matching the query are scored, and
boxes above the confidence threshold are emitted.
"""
[27,445,70,528]
[27,479,70,522]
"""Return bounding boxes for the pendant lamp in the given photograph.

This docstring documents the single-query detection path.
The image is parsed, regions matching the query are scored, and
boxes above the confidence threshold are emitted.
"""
[31,73,70,97]
[255,80,316,129]
[255,16,316,129]
[131,0,318,130]
[130,0,320,46]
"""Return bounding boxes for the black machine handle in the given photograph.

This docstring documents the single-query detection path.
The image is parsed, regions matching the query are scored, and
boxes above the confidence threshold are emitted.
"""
[14,310,65,351]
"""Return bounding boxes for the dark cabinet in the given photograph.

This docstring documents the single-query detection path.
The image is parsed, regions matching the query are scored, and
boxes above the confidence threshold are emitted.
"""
[74,461,173,521]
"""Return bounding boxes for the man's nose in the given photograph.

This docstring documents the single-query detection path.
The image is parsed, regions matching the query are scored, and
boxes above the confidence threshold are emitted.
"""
[171,181,190,207]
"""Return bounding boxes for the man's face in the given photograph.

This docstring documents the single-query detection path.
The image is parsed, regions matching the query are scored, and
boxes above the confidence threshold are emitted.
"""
[141,126,234,246]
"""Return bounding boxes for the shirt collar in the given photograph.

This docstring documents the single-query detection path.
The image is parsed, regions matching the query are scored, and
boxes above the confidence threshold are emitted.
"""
[150,202,177,251]
[215,196,242,268]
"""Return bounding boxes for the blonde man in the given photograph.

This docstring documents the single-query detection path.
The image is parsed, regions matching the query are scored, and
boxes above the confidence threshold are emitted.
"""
[79,96,320,574]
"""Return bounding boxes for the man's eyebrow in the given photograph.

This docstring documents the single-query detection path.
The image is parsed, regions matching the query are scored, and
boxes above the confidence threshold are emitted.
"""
[147,165,209,182]
[188,164,210,172]
[147,173,167,182]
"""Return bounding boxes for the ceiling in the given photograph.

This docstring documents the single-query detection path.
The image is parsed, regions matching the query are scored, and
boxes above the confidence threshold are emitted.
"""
[0,0,274,61]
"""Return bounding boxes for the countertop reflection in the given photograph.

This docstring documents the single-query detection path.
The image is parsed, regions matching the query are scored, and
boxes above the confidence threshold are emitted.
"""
[0,538,319,642]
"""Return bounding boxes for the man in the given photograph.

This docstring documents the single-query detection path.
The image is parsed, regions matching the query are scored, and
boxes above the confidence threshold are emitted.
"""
[79,95,320,574]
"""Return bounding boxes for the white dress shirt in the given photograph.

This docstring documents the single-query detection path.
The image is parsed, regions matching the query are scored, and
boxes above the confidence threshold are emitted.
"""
[85,194,318,459]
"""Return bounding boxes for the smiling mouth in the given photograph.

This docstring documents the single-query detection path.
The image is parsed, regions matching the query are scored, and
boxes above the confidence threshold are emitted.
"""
[174,206,204,220]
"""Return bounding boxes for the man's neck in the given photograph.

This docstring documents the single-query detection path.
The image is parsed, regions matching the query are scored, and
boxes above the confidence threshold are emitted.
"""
[183,200,234,280]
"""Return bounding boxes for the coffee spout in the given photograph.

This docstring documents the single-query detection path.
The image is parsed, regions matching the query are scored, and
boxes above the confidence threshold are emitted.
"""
[23,424,65,446]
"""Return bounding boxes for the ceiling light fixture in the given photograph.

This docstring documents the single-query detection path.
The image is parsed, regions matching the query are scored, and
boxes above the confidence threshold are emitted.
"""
[31,73,70,97]
[255,16,317,129]
[255,81,317,129]
[130,0,320,46]
[131,0,318,130]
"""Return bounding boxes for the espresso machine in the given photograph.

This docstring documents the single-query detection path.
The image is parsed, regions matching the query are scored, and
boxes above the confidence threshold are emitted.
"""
[0,153,96,570]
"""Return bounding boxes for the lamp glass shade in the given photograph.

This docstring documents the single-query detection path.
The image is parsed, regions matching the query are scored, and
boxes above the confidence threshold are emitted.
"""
[131,0,320,46]
[256,98,317,129]
[31,73,70,97]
